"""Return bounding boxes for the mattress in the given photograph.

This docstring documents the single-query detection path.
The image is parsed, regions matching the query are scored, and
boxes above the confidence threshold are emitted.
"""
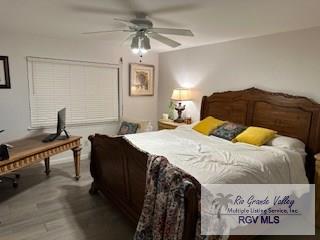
[124,125,308,184]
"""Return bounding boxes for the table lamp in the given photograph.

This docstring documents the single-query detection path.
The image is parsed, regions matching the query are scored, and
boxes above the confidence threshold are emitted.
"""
[171,88,191,123]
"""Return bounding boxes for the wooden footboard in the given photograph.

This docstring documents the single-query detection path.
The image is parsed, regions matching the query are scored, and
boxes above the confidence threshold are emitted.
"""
[89,134,146,223]
[315,153,320,227]
[89,134,199,240]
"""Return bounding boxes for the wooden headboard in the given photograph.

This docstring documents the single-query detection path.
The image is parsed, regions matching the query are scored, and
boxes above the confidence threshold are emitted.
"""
[200,88,320,182]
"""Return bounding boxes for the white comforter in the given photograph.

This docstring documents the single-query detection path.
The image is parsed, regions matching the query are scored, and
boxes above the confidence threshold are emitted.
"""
[124,126,308,184]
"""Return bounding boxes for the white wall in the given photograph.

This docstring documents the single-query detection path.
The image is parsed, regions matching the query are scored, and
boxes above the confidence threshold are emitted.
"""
[0,32,158,161]
[158,27,320,122]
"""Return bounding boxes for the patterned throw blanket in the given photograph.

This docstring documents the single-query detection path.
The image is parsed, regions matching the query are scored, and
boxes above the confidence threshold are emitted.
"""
[134,155,221,240]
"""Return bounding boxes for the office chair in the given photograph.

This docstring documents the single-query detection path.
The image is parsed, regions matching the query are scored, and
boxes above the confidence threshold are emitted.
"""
[0,173,20,188]
[0,130,19,188]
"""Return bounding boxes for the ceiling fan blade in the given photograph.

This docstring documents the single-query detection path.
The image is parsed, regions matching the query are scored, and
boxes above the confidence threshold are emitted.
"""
[121,34,135,46]
[148,3,198,15]
[147,16,178,27]
[150,28,194,36]
[82,30,131,35]
[69,5,131,15]
[114,18,137,26]
[116,0,134,9]
[148,32,181,48]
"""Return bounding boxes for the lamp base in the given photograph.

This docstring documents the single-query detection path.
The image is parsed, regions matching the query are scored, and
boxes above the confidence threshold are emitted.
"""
[174,117,185,123]
[174,102,185,123]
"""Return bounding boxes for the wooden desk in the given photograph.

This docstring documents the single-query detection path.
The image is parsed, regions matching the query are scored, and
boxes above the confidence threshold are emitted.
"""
[0,135,82,180]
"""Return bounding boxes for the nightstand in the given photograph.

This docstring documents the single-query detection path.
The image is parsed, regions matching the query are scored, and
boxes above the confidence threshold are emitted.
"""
[315,153,320,227]
[158,119,187,130]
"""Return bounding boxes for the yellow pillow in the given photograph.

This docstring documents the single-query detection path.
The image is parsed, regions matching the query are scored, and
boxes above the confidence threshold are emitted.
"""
[235,126,277,146]
[193,116,225,135]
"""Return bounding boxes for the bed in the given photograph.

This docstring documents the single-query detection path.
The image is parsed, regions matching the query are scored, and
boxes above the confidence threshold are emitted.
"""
[89,88,320,239]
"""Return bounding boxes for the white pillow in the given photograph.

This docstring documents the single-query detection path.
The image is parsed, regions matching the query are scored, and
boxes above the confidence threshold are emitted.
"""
[266,135,306,154]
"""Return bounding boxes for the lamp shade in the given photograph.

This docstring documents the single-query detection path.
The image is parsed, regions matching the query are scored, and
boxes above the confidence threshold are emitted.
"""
[171,88,191,101]
[141,36,151,50]
[131,35,139,50]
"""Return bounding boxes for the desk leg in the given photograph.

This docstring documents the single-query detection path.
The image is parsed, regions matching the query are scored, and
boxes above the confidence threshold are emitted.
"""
[44,158,50,176]
[72,147,81,180]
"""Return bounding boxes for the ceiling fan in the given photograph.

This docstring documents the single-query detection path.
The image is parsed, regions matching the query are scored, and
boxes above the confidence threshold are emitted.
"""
[82,13,194,55]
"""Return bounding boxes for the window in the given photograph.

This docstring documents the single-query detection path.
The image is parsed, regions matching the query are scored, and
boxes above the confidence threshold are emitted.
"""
[27,57,120,128]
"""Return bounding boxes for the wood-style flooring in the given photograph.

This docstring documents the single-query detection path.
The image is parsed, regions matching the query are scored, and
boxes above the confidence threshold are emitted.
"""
[0,160,135,240]
[0,159,318,240]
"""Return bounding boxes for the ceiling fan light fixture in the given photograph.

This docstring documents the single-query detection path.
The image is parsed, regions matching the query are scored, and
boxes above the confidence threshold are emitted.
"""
[141,36,151,50]
[131,37,139,47]
[131,35,142,54]
[83,14,194,54]
[131,34,150,55]
[132,48,140,54]
[140,48,148,54]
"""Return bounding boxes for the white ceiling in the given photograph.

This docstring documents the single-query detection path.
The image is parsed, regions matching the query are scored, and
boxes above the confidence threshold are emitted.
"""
[1,0,320,52]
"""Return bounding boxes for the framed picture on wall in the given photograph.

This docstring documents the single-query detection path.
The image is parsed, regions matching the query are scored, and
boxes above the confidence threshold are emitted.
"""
[0,56,11,89]
[129,63,154,96]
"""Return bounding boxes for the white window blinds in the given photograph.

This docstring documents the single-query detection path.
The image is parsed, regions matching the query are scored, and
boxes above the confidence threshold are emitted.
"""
[27,57,120,128]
